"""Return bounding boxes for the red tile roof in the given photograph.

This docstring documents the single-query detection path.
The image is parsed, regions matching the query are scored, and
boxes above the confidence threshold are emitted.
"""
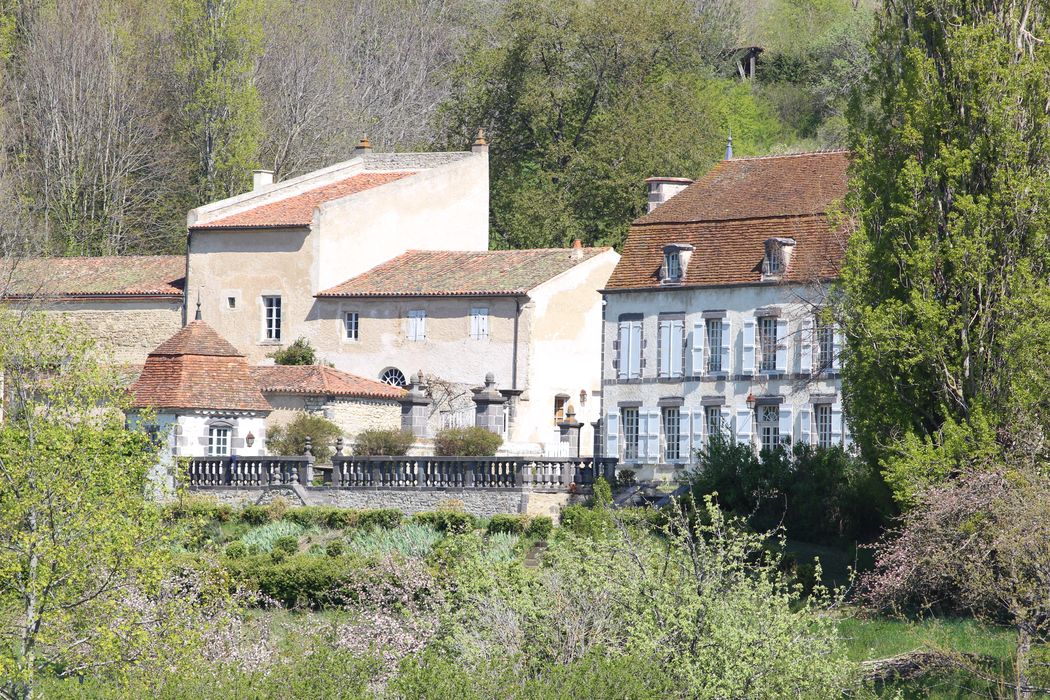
[250,365,406,400]
[190,172,415,229]
[606,152,849,290]
[0,255,185,299]
[317,247,612,298]
[129,321,271,412]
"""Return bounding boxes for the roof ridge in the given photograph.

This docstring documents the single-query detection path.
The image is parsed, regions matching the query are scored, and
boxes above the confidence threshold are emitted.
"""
[633,212,835,227]
[726,149,850,162]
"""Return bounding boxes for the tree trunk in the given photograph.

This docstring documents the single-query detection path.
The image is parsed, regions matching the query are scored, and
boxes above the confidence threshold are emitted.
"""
[1016,623,1032,700]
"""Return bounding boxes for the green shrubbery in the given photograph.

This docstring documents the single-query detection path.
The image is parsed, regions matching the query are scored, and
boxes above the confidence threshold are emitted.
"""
[356,508,403,530]
[267,337,320,366]
[485,514,553,539]
[433,427,502,456]
[352,428,415,456]
[411,510,477,534]
[224,553,366,609]
[267,413,343,463]
[690,433,894,544]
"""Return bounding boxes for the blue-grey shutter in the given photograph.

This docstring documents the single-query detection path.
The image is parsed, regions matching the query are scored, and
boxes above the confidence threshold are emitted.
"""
[800,317,813,374]
[831,401,843,444]
[832,326,843,371]
[691,321,705,377]
[670,320,684,377]
[691,410,704,459]
[645,409,660,461]
[629,322,642,378]
[721,320,732,374]
[799,406,812,445]
[775,318,789,372]
[658,320,671,377]
[779,405,793,446]
[617,323,630,379]
[679,409,691,463]
[735,406,753,445]
[606,411,619,457]
[742,317,756,375]
[719,405,732,438]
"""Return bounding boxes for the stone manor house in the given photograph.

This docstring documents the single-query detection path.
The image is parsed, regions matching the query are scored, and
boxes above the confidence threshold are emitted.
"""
[601,151,852,480]
[1,137,618,459]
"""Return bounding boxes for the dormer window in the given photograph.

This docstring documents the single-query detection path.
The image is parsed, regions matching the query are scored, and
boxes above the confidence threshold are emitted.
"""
[661,243,693,284]
[763,238,795,278]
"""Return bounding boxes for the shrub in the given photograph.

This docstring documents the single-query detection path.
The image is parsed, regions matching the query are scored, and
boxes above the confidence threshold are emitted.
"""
[267,413,343,463]
[356,508,403,530]
[274,535,299,555]
[616,469,637,488]
[268,337,320,366]
[225,553,365,608]
[353,428,414,456]
[347,523,443,559]
[484,513,552,537]
[325,540,345,557]
[240,520,308,553]
[167,495,233,523]
[486,514,523,535]
[525,515,553,539]
[224,541,247,559]
[285,506,358,529]
[239,504,272,525]
[560,504,613,538]
[433,426,502,456]
[592,476,612,507]
[412,510,477,534]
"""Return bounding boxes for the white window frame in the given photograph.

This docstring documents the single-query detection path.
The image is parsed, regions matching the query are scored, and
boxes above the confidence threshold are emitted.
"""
[705,319,723,373]
[407,309,426,342]
[344,311,359,341]
[758,405,780,453]
[262,296,282,341]
[817,322,835,372]
[616,318,643,379]
[705,405,722,441]
[758,317,778,372]
[622,407,640,461]
[815,403,833,448]
[208,425,231,457]
[470,306,489,340]
[662,406,681,462]
[665,250,682,280]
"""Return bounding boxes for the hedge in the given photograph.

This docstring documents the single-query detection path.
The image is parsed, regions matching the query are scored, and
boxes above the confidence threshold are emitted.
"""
[224,553,366,609]
[485,514,553,539]
[411,510,477,534]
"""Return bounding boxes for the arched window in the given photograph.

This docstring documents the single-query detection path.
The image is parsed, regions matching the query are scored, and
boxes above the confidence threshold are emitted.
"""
[380,367,407,387]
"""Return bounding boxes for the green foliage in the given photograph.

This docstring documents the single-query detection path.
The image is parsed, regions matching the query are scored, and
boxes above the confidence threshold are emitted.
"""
[841,0,1050,505]
[239,504,272,525]
[272,535,299,556]
[346,522,444,559]
[238,520,307,553]
[284,506,357,529]
[591,476,612,507]
[485,514,553,539]
[170,0,263,202]
[615,469,636,488]
[324,540,344,557]
[559,504,614,539]
[412,510,477,534]
[690,432,892,544]
[352,428,414,456]
[224,541,247,559]
[266,413,342,463]
[441,0,785,250]
[356,508,403,531]
[267,337,318,366]
[433,427,502,456]
[223,553,365,609]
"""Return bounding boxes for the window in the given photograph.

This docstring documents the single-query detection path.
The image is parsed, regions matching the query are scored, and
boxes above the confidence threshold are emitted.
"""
[705,406,722,441]
[758,317,778,372]
[662,406,680,461]
[705,319,723,373]
[658,317,684,378]
[263,296,282,341]
[407,310,426,341]
[344,312,359,341]
[616,317,643,379]
[758,405,780,452]
[208,425,231,456]
[815,404,832,448]
[554,395,568,422]
[621,407,640,460]
[766,247,782,274]
[470,307,489,340]
[816,322,835,371]
[380,367,407,387]
[227,296,236,309]
[665,250,682,280]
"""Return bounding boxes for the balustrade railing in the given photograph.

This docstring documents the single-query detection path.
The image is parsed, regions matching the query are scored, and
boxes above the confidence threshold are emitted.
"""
[327,456,617,490]
[186,456,313,487]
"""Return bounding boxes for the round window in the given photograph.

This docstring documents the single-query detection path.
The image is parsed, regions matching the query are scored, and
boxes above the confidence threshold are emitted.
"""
[380,367,407,387]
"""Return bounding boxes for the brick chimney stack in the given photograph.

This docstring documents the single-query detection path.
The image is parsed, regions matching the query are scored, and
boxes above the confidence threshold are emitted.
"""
[471,128,489,155]
[571,239,583,259]
[352,135,373,157]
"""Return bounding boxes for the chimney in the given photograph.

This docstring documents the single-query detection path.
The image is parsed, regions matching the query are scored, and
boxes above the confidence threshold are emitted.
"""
[352,135,373,157]
[252,169,274,190]
[645,177,693,213]
[725,129,733,160]
[471,128,489,155]
[570,239,583,260]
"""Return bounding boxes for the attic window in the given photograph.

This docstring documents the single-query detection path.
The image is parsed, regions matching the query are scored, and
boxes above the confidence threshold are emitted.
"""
[763,238,795,278]
[661,243,693,284]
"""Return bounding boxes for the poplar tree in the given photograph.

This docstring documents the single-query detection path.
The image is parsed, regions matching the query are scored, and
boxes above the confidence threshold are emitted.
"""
[841,0,1050,505]
[170,0,263,203]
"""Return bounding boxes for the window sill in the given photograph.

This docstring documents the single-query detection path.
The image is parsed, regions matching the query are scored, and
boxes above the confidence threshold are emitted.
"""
[258,340,283,346]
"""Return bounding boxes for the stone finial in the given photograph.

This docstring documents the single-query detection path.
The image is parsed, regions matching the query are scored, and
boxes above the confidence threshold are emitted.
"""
[303,436,313,457]
[471,128,489,154]
[194,289,202,321]
[725,126,733,160]
[570,239,583,260]
[352,135,373,156]
[335,436,344,456]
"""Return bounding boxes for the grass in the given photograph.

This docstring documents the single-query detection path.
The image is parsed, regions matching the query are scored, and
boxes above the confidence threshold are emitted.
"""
[839,615,1016,663]
[240,520,309,552]
[346,522,443,558]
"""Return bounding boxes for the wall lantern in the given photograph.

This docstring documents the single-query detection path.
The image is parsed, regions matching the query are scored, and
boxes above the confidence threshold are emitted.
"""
[579,389,588,405]
[245,432,255,448]
[745,393,757,410]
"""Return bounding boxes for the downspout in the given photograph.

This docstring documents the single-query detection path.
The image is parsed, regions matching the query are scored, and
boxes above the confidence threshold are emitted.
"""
[182,230,191,326]
[598,295,607,457]
[512,296,521,390]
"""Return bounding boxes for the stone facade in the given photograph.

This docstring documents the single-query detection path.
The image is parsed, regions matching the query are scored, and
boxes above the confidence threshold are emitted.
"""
[30,299,183,365]
[265,394,402,442]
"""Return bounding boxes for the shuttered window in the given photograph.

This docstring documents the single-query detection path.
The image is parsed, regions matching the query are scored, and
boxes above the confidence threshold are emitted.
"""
[616,319,643,379]
[758,317,777,372]
[662,407,680,461]
[407,310,426,341]
[470,307,489,340]
[758,405,779,452]
[622,408,640,460]
[705,319,723,372]
[815,403,833,448]
[658,318,684,378]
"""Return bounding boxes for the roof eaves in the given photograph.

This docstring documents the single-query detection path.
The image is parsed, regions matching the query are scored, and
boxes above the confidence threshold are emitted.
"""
[600,275,841,295]
[314,290,529,299]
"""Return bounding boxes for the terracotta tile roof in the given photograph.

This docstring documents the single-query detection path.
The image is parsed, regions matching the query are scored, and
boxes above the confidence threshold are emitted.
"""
[129,321,270,412]
[190,171,415,229]
[0,255,184,299]
[606,152,849,290]
[635,151,849,225]
[317,247,612,298]
[250,365,406,400]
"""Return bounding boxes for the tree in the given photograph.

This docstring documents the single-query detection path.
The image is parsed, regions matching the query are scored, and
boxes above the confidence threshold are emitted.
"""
[169,0,263,203]
[0,311,179,699]
[266,412,342,463]
[440,0,783,250]
[268,337,319,365]
[840,0,1050,504]
[862,448,1050,699]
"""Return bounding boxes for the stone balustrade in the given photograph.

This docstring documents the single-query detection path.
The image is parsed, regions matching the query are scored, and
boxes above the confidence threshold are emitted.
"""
[185,456,314,487]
